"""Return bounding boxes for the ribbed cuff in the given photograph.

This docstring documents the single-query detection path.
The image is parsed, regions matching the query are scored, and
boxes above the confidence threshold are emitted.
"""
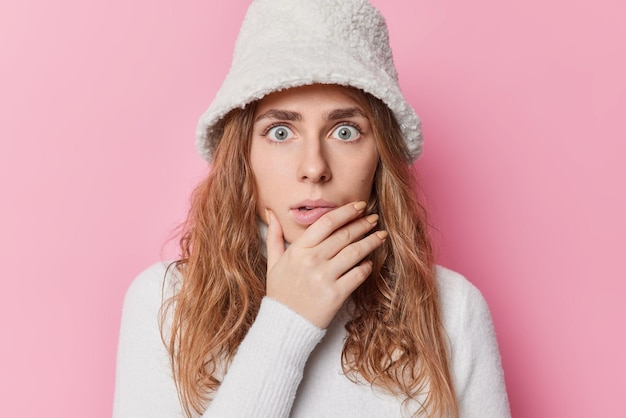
[207,297,326,417]
[240,297,326,373]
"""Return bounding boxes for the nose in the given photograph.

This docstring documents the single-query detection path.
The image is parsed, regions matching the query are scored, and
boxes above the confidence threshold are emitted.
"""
[297,138,331,183]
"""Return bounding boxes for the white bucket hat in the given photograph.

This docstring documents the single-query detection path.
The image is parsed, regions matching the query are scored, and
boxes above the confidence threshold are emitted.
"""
[196,0,423,162]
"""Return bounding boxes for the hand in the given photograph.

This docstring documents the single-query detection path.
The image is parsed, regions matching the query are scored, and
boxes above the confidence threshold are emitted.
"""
[265,201,388,329]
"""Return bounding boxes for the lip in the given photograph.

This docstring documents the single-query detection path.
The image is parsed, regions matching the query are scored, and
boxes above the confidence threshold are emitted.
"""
[290,199,337,226]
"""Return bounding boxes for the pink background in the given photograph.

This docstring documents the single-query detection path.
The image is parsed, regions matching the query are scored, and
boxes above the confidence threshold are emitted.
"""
[1,0,624,416]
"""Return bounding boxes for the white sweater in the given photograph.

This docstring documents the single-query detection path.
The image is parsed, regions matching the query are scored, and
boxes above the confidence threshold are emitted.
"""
[113,262,510,417]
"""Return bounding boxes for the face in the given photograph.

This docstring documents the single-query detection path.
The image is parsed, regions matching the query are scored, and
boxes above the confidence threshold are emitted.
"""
[250,84,379,243]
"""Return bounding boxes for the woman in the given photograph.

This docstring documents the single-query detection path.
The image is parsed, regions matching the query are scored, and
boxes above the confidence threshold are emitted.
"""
[114,0,510,417]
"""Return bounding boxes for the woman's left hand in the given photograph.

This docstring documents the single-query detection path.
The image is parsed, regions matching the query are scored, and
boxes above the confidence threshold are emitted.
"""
[264,201,387,329]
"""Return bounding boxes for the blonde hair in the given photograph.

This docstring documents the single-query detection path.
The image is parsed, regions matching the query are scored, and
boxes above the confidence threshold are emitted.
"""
[162,88,458,417]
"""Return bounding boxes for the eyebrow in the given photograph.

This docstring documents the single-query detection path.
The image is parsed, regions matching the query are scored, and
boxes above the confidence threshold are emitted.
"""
[254,107,367,123]
[254,110,302,122]
[327,107,367,120]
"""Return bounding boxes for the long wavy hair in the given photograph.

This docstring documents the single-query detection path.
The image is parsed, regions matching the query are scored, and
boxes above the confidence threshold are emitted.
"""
[161,87,458,418]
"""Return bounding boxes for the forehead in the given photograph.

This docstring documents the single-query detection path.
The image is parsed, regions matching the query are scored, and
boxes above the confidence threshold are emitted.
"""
[254,84,365,115]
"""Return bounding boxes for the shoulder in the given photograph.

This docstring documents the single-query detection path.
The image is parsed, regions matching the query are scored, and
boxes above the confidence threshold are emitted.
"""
[434,265,487,310]
[435,265,489,313]
[125,261,180,299]
[434,265,494,344]
[121,261,180,321]
[114,262,183,417]
[116,262,181,368]
[433,268,511,416]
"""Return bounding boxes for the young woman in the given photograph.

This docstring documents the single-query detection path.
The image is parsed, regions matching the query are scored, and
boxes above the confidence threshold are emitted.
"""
[114,1,510,417]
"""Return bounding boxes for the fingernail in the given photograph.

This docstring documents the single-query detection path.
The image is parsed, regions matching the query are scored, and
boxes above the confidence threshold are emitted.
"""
[265,209,271,226]
[375,230,388,240]
[353,201,367,211]
[366,214,379,224]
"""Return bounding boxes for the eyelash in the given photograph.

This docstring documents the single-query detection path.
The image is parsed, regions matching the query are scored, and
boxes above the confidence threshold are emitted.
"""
[333,122,363,137]
[260,122,364,140]
[261,123,291,137]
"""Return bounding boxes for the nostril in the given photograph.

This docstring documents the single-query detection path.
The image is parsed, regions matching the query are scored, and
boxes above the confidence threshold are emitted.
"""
[297,152,332,182]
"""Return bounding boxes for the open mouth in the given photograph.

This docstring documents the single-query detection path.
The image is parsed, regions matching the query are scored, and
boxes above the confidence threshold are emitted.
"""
[290,205,336,225]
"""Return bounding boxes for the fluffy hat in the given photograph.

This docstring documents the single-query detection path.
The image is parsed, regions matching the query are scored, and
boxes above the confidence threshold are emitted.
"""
[196,0,422,162]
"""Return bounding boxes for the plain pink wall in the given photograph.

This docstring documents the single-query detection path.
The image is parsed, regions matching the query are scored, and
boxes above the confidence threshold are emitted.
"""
[1,0,624,416]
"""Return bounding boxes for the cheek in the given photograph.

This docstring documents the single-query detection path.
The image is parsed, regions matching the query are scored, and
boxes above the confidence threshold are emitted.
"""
[250,154,268,213]
[253,159,286,191]
[357,172,376,199]
[354,152,379,193]
[250,145,272,190]
[251,156,290,213]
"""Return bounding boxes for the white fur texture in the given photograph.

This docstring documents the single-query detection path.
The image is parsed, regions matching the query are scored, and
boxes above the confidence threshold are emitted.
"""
[196,0,423,162]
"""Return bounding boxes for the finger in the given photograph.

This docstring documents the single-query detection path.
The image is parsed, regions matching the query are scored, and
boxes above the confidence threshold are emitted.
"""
[265,209,285,271]
[298,201,368,247]
[335,259,374,298]
[319,213,379,258]
[328,230,388,279]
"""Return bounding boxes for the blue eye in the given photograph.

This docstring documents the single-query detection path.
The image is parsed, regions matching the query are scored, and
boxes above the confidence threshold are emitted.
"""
[332,125,360,141]
[267,125,294,141]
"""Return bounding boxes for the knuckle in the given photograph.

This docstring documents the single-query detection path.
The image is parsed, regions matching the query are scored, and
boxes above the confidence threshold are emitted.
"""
[349,266,364,282]
[336,227,352,243]
[356,264,371,281]
[310,270,325,284]
[344,244,364,260]
[324,287,343,306]
[301,253,318,269]
[350,271,365,286]
[318,214,334,230]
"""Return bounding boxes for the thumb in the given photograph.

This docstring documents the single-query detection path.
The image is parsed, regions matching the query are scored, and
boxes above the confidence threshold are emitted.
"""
[265,209,285,271]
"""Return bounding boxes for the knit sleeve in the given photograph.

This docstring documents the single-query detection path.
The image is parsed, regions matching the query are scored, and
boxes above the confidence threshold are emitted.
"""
[113,262,183,418]
[113,263,326,418]
[202,297,326,417]
[436,266,511,418]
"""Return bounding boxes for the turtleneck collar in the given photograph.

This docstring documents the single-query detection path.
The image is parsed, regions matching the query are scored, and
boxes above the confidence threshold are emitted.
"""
[257,217,290,259]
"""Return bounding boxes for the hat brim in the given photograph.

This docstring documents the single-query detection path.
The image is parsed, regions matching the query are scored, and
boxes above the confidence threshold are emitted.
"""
[196,41,422,162]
